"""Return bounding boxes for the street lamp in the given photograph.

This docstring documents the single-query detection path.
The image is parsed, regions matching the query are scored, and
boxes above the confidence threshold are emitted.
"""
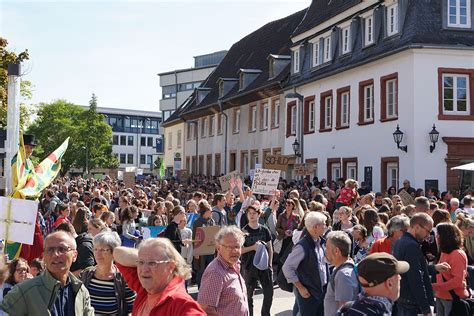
[292,139,301,157]
[392,124,407,153]
[187,120,199,175]
[429,124,440,153]
[285,92,305,162]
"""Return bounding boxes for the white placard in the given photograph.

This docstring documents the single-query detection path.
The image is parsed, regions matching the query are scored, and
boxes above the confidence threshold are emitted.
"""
[251,168,281,195]
[0,197,38,245]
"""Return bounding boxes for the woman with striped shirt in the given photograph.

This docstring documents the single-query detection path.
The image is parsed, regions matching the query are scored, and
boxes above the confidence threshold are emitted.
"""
[81,231,136,315]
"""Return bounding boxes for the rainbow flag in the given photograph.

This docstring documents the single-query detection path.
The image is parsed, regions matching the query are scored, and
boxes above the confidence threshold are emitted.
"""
[12,137,69,199]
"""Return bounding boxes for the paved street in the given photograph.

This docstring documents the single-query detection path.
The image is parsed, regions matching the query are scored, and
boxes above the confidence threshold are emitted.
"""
[190,284,295,316]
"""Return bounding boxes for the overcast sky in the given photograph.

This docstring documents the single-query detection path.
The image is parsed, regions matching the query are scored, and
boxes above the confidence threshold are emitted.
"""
[1,0,309,112]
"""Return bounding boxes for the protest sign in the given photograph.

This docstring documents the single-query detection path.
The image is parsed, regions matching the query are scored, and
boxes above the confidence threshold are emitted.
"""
[193,225,220,256]
[219,171,242,191]
[251,168,281,195]
[176,169,190,180]
[399,189,415,206]
[142,226,167,239]
[293,163,315,177]
[123,172,135,188]
[263,155,294,171]
[0,197,38,245]
[187,213,199,229]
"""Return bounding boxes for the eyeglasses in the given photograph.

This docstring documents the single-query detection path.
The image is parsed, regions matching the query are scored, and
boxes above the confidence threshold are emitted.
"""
[93,248,112,253]
[15,268,28,273]
[45,246,75,255]
[420,225,432,234]
[136,260,172,268]
[220,244,241,251]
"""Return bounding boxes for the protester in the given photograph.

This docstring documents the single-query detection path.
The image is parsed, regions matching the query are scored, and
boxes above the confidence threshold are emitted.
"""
[275,199,301,274]
[324,231,359,316]
[198,225,249,316]
[29,258,44,277]
[2,258,32,297]
[282,212,328,316]
[241,205,274,316]
[1,231,94,315]
[81,231,136,315]
[339,253,409,315]
[113,238,205,315]
[88,218,107,236]
[163,205,187,253]
[121,206,141,247]
[370,215,409,254]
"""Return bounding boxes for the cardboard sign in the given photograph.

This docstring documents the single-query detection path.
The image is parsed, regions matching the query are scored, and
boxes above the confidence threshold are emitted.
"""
[142,226,167,239]
[123,172,136,188]
[293,164,315,176]
[0,197,38,245]
[398,189,415,206]
[263,155,294,171]
[219,171,242,192]
[193,225,220,256]
[252,168,281,195]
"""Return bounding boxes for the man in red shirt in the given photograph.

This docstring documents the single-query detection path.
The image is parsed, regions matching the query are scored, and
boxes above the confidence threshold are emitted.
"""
[370,215,409,254]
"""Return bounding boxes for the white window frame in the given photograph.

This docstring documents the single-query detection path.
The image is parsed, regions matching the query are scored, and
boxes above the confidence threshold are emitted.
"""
[341,25,351,54]
[325,96,332,129]
[386,3,399,36]
[341,91,350,126]
[387,162,399,190]
[365,14,374,46]
[234,109,240,133]
[291,105,297,135]
[448,0,471,28]
[242,153,249,175]
[323,36,332,63]
[442,74,470,114]
[312,41,320,66]
[347,162,357,180]
[201,118,207,138]
[293,49,300,73]
[386,79,398,118]
[177,130,182,148]
[364,84,374,121]
[250,106,257,131]
[308,101,315,132]
[168,132,172,149]
[332,163,341,181]
[263,103,269,129]
[273,100,280,128]
[209,115,215,136]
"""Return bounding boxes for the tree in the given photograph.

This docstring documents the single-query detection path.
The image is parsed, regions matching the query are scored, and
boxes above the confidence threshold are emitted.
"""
[27,97,119,175]
[0,37,33,129]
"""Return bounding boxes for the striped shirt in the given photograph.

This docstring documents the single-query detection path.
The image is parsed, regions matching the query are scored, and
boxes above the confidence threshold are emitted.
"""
[197,255,249,316]
[88,276,135,315]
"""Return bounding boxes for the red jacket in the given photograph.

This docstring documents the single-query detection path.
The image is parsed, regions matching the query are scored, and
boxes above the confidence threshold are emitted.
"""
[116,263,205,316]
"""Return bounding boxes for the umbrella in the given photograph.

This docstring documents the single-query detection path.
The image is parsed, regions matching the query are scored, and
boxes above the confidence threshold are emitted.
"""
[451,162,474,171]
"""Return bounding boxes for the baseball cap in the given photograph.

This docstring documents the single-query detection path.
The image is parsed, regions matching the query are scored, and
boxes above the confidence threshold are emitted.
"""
[357,253,409,288]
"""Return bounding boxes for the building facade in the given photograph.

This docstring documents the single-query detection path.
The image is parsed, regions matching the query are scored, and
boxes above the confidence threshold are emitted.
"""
[159,51,227,176]
[284,0,474,192]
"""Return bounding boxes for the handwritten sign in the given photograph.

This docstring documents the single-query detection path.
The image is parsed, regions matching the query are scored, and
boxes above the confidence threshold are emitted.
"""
[219,171,242,192]
[123,172,136,188]
[0,197,38,245]
[193,225,220,256]
[398,189,415,206]
[263,155,294,171]
[293,164,315,176]
[252,168,281,195]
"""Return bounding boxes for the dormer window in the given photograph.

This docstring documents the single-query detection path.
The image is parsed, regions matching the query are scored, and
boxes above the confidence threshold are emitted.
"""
[364,13,374,46]
[267,54,291,79]
[386,2,399,36]
[219,81,224,98]
[238,69,262,91]
[448,0,471,28]
[341,25,351,54]
[323,36,332,63]
[239,73,245,90]
[312,41,320,66]
[293,48,300,74]
[217,78,238,98]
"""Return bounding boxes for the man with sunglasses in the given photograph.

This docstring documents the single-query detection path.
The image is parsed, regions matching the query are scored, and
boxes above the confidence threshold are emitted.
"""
[1,231,94,315]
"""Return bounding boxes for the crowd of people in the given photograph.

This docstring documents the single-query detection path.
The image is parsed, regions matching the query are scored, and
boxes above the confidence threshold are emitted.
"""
[0,173,473,315]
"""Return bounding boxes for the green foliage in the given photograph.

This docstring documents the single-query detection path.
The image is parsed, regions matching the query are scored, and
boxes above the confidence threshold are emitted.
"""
[0,37,32,129]
[27,96,119,175]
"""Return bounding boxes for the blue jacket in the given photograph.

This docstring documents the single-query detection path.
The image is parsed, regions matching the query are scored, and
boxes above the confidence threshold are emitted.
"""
[392,232,434,314]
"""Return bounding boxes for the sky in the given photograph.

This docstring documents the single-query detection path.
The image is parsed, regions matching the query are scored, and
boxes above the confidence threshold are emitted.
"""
[1,0,310,112]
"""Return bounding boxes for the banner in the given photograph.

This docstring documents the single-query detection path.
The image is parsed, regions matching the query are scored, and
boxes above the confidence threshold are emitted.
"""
[142,226,166,239]
[193,225,220,256]
[12,138,69,199]
[293,163,315,176]
[219,171,242,192]
[263,155,294,171]
[251,168,281,195]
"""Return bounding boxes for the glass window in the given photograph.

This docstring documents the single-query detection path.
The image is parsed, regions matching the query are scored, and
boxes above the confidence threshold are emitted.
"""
[120,154,126,164]
[332,163,341,181]
[324,36,332,62]
[120,135,126,145]
[263,103,269,129]
[147,155,153,165]
[387,3,399,36]
[293,49,300,73]
[234,109,240,133]
[364,85,374,121]
[325,96,332,128]
[127,154,133,164]
[291,105,297,135]
[177,130,182,147]
[201,118,207,137]
[274,100,280,128]
[365,15,374,46]
[128,136,134,146]
[312,42,320,66]
[309,101,315,131]
[387,162,398,189]
[147,137,153,147]
[141,137,146,146]
[112,135,119,145]
[341,92,350,126]
[342,26,351,54]
[209,115,215,136]
[140,155,146,165]
[347,162,357,180]
[250,106,257,131]
[443,74,469,114]
[448,0,471,27]
[168,132,172,149]
[386,79,398,117]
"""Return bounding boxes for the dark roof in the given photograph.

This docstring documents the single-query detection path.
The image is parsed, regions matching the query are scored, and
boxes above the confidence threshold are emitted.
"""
[292,0,362,37]
[288,0,474,88]
[179,8,307,118]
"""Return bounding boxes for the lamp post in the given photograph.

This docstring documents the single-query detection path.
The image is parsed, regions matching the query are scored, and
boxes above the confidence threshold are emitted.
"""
[429,124,440,153]
[392,124,408,153]
[285,92,305,163]
[187,121,198,175]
